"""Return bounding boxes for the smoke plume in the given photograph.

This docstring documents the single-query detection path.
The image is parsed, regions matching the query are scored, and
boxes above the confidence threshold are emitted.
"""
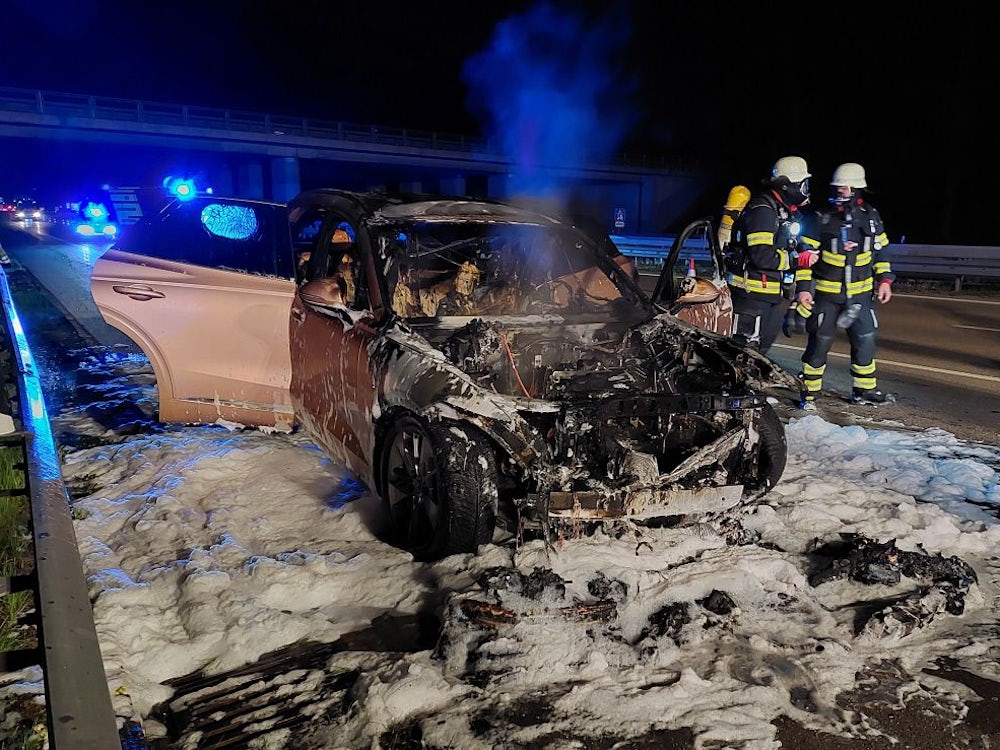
[462,2,637,202]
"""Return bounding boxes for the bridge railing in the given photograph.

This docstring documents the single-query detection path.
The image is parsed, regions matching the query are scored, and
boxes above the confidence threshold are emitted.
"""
[0,85,491,152]
[0,85,683,170]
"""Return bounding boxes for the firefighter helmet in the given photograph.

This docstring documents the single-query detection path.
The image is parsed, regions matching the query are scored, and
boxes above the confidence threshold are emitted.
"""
[831,162,867,188]
[770,156,811,185]
[770,156,811,206]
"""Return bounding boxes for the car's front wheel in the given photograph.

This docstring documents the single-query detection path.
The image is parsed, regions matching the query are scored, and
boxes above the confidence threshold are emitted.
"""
[378,416,497,561]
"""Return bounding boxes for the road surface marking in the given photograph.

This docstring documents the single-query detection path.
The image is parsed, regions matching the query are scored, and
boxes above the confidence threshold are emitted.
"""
[772,343,1000,383]
[954,325,1000,333]
[895,293,1000,306]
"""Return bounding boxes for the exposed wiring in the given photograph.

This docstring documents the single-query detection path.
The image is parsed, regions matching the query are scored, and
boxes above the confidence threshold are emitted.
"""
[500,332,532,398]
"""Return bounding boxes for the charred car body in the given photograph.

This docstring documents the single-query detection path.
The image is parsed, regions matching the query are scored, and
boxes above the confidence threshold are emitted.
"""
[91,189,794,560]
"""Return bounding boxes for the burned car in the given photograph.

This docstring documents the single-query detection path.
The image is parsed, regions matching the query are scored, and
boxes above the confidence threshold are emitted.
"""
[91,189,793,560]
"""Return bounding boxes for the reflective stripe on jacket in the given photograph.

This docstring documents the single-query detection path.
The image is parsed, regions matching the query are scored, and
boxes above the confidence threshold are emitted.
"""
[729,190,819,299]
[795,198,893,301]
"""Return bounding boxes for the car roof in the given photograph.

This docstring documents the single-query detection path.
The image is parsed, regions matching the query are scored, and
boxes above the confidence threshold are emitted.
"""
[289,189,566,227]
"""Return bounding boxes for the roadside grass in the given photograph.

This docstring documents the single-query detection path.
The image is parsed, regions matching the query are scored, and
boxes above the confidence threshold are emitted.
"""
[0,440,45,750]
[0,441,34,650]
[0,695,46,750]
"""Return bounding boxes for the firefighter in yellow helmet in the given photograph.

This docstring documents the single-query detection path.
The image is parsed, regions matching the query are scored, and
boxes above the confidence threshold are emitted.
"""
[796,162,895,408]
[727,156,820,355]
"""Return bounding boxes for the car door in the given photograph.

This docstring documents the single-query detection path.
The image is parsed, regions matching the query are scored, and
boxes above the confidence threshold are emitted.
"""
[288,214,381,484]
[90,197,297,430]
[651,216,733,335]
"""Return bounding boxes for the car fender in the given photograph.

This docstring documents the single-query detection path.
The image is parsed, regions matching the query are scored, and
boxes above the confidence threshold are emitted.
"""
[376,327,549,468]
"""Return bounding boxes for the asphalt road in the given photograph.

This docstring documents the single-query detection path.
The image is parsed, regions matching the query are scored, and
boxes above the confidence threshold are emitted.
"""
[766,293,1000,445]
[640,271,1000,445]
[3,217,998,446]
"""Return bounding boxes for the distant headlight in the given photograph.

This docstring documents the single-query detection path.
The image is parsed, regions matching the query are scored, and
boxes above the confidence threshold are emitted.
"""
[75,223,97,236]
[16,210,25,219]
[102,224,118,236]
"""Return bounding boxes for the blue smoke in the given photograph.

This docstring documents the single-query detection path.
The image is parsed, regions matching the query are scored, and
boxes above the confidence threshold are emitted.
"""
[462,2,637,201]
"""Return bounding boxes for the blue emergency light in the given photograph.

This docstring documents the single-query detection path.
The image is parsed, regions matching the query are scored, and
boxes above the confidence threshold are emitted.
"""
[163,176,199,202]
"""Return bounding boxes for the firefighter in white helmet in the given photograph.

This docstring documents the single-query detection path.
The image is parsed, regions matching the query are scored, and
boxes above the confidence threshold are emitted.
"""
[795,162,895,407]
[726,156,820,354]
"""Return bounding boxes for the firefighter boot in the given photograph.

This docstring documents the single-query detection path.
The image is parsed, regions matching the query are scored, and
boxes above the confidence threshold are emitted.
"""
[851,388,895,406]
[797,373,817,411]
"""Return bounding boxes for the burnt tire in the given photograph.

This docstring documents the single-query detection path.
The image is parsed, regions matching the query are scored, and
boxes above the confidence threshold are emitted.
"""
[378,415,497,561]
[750,403,787,494]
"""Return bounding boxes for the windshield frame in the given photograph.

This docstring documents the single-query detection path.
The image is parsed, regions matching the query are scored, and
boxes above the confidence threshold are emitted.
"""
[374,217,652,322]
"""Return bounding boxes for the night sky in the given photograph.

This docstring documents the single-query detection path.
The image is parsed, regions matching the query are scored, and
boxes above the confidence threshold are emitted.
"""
[1,1,995,244]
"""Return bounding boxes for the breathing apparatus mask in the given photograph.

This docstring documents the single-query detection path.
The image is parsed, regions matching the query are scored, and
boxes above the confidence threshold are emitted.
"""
[829,163,867,205]
[829,186,857,206]
[769,156,811,208]
[772,176,810,208]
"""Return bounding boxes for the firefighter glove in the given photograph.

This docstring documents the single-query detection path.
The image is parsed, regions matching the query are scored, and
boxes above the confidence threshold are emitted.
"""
[797,250,818,268]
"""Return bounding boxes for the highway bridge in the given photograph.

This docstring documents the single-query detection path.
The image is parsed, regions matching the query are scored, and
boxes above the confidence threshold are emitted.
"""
[0,85,707,235]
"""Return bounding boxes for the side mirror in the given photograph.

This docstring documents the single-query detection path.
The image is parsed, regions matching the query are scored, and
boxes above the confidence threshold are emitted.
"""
[299,277,345,308]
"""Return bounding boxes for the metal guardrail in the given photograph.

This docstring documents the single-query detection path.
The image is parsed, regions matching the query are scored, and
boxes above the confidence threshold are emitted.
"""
[888,244,1000,292]
[0,85,688,171]
[612,233,1000,288]
[0,269,121,749]
[611,233,708,275]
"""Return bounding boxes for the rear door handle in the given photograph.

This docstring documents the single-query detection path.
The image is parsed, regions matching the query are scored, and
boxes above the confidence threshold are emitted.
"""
[111,284,166,301]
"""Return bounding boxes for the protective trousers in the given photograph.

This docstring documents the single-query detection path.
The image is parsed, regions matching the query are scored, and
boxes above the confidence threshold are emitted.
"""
[732,292,785,355]
[800,297,879,398]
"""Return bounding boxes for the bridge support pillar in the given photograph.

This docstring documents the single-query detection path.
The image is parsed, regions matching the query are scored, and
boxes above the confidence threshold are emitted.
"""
[237,162,265,199]
[271,157,301,202]
[439,177,465,196]
[488,174,511,199]
[212,166,235,197]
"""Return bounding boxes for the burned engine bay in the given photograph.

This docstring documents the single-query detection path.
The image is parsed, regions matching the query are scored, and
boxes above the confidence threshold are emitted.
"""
[434,313,785,520]
[439,314,760,397]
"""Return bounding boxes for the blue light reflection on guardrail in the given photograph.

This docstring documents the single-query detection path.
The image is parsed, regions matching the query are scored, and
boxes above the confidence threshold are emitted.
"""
[0,269,122,748]
[2,276,50,439]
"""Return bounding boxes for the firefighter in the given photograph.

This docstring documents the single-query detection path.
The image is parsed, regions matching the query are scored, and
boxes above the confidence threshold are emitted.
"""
[728,156,820,355]
[796,163,894,408]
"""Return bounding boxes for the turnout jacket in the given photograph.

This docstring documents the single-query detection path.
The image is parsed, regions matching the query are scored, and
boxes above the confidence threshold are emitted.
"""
[795,198,893,302]
[729,190,819,300]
